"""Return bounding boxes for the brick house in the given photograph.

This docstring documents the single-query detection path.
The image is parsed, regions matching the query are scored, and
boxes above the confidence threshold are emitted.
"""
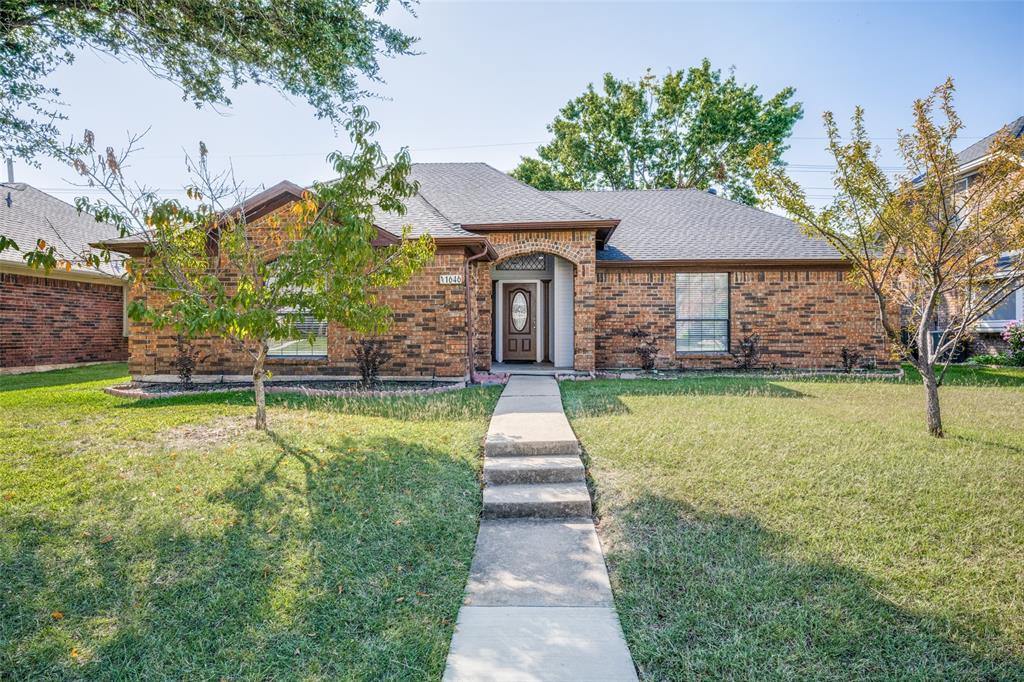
[1,181,127,373]
[102,163,890,382]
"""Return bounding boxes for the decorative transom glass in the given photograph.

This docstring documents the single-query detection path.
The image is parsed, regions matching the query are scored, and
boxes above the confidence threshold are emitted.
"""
[510,291,529,331]
[496,253,546,271]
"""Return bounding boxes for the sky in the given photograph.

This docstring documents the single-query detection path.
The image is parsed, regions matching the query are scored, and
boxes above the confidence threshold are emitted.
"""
[11,1,1024,207]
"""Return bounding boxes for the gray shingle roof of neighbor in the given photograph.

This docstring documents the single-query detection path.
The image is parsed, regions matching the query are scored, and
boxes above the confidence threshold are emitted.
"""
[955,115,1024,168]
[407,163,613,226]
[0,183,124,278]
[548,189,843,262]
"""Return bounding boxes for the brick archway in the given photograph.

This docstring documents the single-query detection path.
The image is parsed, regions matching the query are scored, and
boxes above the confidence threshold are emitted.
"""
[477,229,597,372]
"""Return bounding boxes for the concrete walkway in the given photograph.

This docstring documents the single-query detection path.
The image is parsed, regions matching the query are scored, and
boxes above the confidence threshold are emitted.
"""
[443,375,637,682]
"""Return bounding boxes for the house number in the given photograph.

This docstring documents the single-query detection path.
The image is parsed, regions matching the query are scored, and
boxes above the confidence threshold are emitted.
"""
[439,274,463,285]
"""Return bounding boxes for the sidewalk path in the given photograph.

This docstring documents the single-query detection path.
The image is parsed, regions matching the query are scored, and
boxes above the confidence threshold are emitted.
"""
[443,375,638,682]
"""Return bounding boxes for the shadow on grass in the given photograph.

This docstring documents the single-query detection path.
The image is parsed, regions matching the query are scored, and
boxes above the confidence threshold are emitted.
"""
[562,377,806,417]
[116,384,502,422]
[603,494,1022,680]
[0,431,480,680]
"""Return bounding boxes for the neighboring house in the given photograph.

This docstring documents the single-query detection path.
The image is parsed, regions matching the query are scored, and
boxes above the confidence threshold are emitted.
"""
[101,163,889,382]
[0,180,127,372]
[945,116,1024,356]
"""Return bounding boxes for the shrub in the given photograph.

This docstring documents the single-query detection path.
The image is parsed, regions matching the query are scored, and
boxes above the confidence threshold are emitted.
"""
[1003,322,1024,366]
[354,338,391,388]
[627,327,659,371]
[840,347,862,373]
[173,335,200,389]
[733,334,762,370]
[968,353,1011,366]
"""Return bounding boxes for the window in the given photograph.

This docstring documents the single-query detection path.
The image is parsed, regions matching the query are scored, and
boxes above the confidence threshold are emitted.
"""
[496,253,547,271]
[267,314,328,357]
[982,289,1020,323]
[953,173,979,194]
[676,273,729,352]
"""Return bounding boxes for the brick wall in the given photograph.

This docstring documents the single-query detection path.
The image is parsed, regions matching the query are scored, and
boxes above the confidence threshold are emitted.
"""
[128,246,473,379]
[0,272,127,368]
[595,266,891,370]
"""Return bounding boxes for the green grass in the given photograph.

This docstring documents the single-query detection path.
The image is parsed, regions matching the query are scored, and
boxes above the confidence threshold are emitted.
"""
[0,363,501,680]
[562,367,1024,681]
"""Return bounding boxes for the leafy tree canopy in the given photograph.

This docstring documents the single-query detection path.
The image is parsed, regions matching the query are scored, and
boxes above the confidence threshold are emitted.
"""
[1,0,417,162]
[511,60,803,205]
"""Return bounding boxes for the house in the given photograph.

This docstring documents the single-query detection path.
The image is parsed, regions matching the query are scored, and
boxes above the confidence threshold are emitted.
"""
[949,116,1024,355]
[0,178,127,373]
[101,163,889,382]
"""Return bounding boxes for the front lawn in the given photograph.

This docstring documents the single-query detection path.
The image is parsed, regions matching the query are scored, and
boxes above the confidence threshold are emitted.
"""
[562,368,1024,680]
[0,364,500,680]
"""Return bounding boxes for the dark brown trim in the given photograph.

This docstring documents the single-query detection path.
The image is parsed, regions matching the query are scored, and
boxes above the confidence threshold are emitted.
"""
[596,258,850,271]
[464,220,618,250]
[434,237,498,260]
[219,180,306,227]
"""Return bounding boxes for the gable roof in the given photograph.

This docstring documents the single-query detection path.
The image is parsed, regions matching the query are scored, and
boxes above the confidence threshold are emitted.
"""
[549,189,842,263]
[955,115,1024,169]
[1,183,124,279]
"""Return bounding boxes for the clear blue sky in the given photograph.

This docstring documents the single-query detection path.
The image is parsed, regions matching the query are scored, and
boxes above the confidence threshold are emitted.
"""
[14,1,1024,205]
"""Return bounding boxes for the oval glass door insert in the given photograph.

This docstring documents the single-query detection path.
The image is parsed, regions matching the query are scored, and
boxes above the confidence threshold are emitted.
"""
[511,291,529,332]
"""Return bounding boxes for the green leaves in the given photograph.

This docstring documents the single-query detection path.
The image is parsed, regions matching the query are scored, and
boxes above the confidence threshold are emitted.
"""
[511,60,803,205]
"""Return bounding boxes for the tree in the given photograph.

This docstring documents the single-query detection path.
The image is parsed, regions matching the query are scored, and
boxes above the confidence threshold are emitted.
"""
[1,0,416,162]
[752,79,1024,437]
[511,60,803,205]
[76,108,434,430]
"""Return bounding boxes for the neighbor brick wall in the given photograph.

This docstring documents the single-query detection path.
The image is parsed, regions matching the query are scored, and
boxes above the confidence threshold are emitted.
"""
[595,265,891,370]
[0,272,127,368]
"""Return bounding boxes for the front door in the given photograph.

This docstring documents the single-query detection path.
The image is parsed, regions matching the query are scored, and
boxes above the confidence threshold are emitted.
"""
[503,284,536,362]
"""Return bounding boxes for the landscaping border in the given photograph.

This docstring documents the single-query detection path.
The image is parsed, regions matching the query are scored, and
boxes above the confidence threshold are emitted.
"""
[103,381,477,400]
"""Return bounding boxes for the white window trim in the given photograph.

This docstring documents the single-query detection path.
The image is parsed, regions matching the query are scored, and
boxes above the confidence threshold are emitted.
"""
[675,272,731,354]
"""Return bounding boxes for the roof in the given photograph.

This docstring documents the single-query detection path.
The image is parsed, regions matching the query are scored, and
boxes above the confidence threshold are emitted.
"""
[0,183,124,278]
[408,163,615,228]
[955,115,1024,168]
[549,189,842,263]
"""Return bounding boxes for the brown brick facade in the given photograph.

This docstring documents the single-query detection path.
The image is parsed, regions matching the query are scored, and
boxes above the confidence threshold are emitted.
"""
[595,266,890,370]
[1,272,127,369]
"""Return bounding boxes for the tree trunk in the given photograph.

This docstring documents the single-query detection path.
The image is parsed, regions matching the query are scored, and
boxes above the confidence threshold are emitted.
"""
[253,343,268,431]
[919,362,944,438]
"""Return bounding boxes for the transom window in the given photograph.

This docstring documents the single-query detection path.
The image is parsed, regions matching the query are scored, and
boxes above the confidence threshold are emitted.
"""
[496,253,546,271]
[268,314,328,357]
[676,273,729,353]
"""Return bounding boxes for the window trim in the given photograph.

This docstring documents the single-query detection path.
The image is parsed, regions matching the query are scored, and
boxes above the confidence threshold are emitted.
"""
[674,272,731,354]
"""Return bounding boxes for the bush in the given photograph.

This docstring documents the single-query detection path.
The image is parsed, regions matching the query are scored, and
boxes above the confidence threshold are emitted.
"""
[354,338,391,388]
[840,347,862,373]
[627,327,659,371]
[968,353,1012,366]
[173,335,200,389]
[733,334,762,370]
[1003,322,1024,366]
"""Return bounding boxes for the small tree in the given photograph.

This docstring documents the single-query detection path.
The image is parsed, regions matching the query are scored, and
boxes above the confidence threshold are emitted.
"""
[627,326,659,371]
[753,80,1024,436]
[77,109,434,430]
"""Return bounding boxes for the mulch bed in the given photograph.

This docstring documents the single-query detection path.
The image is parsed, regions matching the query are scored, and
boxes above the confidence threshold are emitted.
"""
[104,379,470,400]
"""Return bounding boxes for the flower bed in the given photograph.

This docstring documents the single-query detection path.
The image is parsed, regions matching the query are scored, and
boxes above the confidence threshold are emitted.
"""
[104,379,469,400]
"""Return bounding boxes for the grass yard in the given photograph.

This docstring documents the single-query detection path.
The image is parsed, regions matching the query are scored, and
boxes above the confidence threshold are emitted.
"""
[562,365,1024,681]
[0,364,501,680]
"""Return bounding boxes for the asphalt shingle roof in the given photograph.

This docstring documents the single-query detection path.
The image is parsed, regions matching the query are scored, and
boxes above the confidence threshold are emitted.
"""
[548,189,842,262]
[0,183,124,277]
[373,192,475,239]
[407,163,610,226]
[955,115,1024,168]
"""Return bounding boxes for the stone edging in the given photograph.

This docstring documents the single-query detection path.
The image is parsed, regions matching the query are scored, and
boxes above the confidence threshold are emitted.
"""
[590,368,905,381]
[103,381,471,400]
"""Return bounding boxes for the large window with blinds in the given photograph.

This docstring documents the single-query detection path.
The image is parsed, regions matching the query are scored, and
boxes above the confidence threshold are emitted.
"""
[267,314,328,358]
[675,273,729,352]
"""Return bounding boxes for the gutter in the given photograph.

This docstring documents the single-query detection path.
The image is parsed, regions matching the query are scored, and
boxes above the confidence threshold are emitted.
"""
[463,242,491,384]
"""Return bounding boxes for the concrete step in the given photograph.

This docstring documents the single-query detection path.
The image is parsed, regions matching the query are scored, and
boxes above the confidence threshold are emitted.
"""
[485,394,580,457]
[482,482,592,519]
[484,455,585,485]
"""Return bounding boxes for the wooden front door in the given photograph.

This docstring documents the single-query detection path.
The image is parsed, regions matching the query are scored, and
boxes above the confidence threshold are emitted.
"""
[503,284,536,361]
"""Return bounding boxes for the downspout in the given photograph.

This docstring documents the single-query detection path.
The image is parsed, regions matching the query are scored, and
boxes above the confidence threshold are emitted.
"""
[464,243,490,385]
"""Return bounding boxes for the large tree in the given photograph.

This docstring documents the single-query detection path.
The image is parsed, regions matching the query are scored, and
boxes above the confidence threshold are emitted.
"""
[511,60,803,205]
[77,109,434,430]
[752,80,1024,437]
[1,0,416,162]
